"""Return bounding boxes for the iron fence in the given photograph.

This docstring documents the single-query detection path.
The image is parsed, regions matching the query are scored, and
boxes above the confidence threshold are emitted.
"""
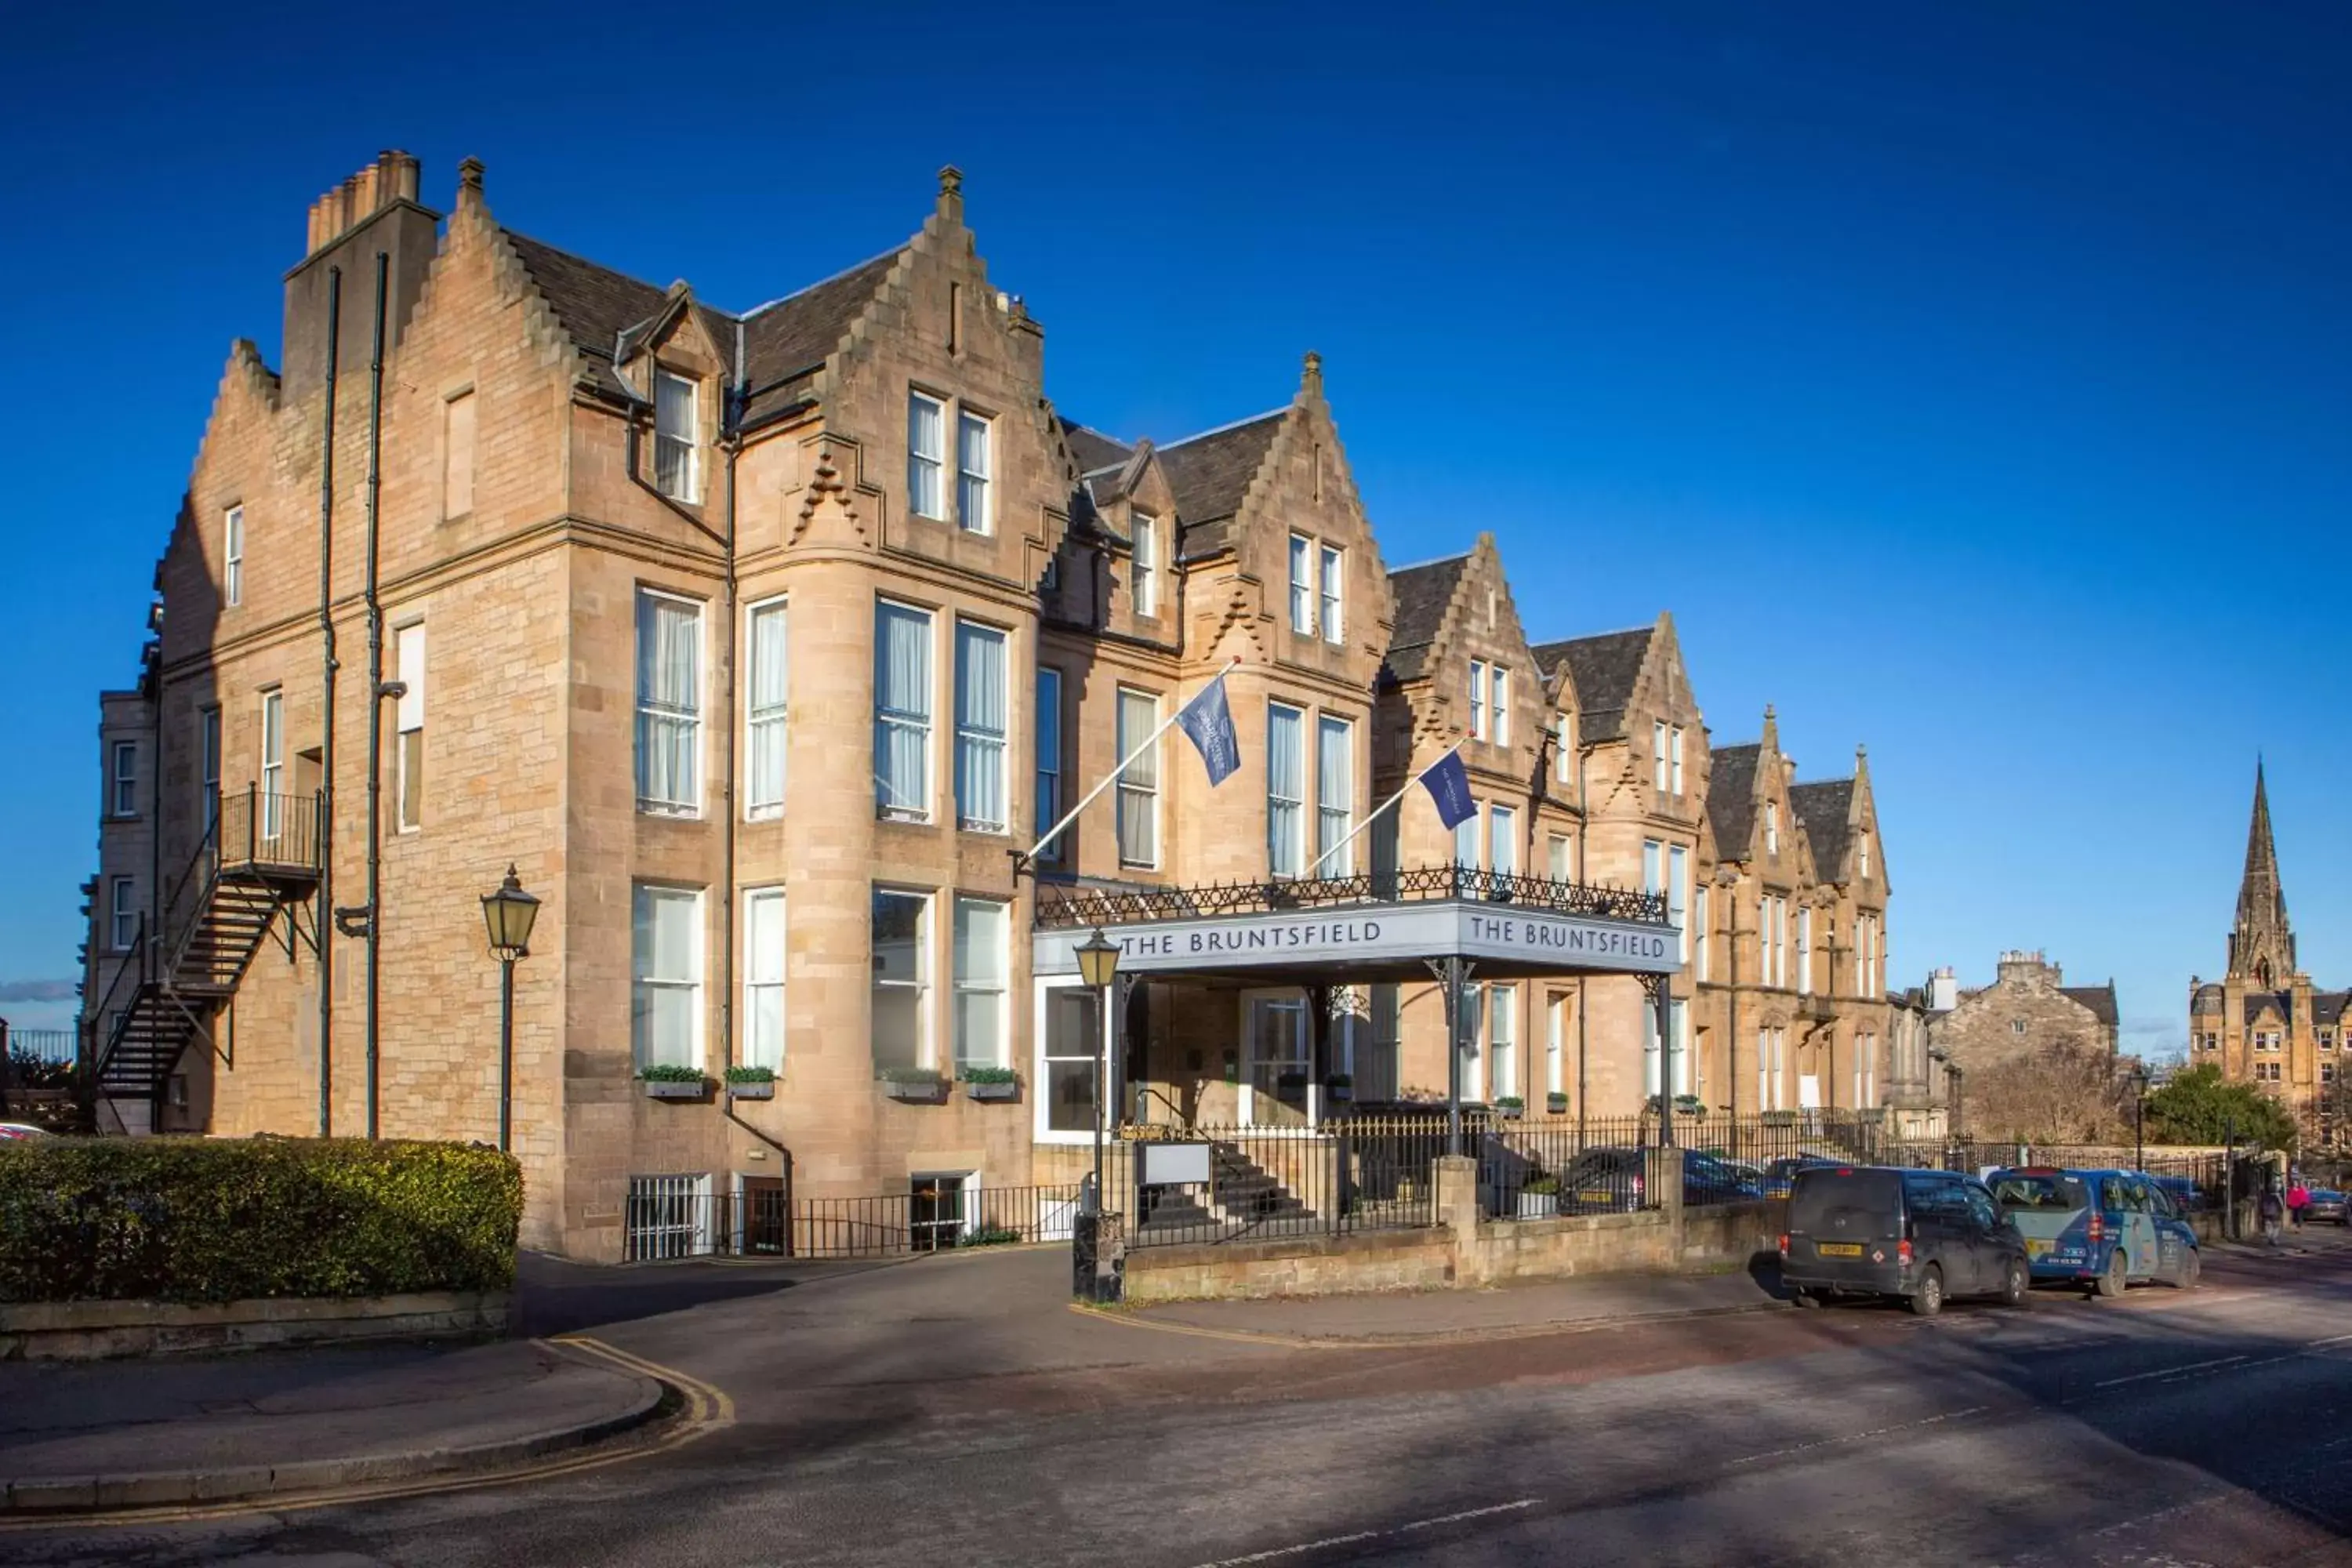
[1114,1119,1446,1248]
[621,1179,1084,1262]
[3,1029,76,1065]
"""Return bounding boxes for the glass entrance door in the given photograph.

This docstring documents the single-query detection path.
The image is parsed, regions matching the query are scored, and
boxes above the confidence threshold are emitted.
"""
[1245,995,1310,1126]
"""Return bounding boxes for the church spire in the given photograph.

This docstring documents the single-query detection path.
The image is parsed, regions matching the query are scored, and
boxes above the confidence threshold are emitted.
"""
[2229,759,2296,986]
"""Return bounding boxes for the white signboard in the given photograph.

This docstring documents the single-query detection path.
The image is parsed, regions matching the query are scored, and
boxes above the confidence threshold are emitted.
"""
[1136,1142,1213,1187]
[1034,901,1679,978]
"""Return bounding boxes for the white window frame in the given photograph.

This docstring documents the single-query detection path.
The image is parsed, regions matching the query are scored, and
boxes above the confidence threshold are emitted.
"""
[1490,985,1518,1102]
[1131,514,1159,618]
[742,887,786,1073]
[1670,726,1685,795]
[635,588,704,817]
[1454,808,1480,871]
[109,875,136,951]
[1642,839,1661,897]
[394,621,426,833]
[907,391,946,521]
[871,886,935,1072]
[873,599,935,823]
[956,409,992,534]
[1266,701,1306,879]
[1288,534,1315,634]
[953,896,1010,1071]
[110,740,137,818]
[654,369,700,503]
[259,688,285,839]
[1316,713,1354,877]
[953,619,1009,834]
[1116,688,1161,869]
[745,597,788,819]
[223,505,244,608]
[1490,667,1509,747]
[1668,844,1688,963]
[1034,975,1107,1145]
[631,884,704,1071]
[1318,543,1344,644]
[198,707,221,830]
[1798,907,1813,996]
[1653,720,1668,790]
[1693,884,1711,982]
[1469,660,1489,741]
[1766,802,1780,855]
[1547,833,1570,883]
[1859,830,1872,879]
[1555,714,1572,785]
[1489,804,1517,880]
[1546,993,1567,1096]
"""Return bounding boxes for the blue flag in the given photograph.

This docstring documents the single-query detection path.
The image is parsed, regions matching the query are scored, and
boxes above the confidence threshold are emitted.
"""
[1420,749,1476,829]
[1174,674,1241,787]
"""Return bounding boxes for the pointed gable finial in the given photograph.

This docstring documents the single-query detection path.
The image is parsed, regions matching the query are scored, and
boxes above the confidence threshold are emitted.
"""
[937,165,964,224]
[1760,704,1780,753]
[457,156,485,203]
[1302,350,1323,395]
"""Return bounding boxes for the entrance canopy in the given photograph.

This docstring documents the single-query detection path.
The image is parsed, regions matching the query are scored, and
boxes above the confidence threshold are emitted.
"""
[1033,865,1680,985]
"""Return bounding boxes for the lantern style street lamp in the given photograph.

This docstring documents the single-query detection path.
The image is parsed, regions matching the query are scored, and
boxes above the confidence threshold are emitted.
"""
[480,866,540,1153]
[1076,928,1121,1214]
[2129,1059,2151,1171]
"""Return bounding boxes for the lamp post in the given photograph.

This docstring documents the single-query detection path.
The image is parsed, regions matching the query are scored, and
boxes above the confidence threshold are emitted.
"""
[479,866,539,1154]
[2131,1060,2149,1171]
[1076,928,1121,1216]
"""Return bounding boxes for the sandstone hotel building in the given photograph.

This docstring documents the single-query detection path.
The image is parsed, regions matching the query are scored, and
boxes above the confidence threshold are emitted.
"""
[79,153,1911,1260]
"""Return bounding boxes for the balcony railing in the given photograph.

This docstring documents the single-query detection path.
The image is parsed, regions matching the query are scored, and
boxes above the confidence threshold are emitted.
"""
[217,786,323,874]
[1034,862,1668,931]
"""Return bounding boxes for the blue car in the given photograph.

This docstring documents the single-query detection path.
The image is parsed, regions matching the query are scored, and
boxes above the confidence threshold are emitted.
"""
[1987,1167,2200,1294]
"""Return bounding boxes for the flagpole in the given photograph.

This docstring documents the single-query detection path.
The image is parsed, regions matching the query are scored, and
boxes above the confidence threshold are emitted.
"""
[1305,739,1467,879]
[1019,656,1242,866]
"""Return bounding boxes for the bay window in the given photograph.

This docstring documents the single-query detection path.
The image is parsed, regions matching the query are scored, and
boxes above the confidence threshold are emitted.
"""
[1288,534,1314,633]
[742,888,786,1072]
[907,392,945,520]
[746,598,787,818]
[1035,667,1065,863]
[1316,713,1353,875]
[953,619,1007,833]
[953,897,1008,1070]
[1266,702,1305,877]
[870,888,931,1074]
[874,601,934,821]
[1116,689,1160,867]
[1489,804,1517,879]
[635,589,702,815]
[631,884,702,1069]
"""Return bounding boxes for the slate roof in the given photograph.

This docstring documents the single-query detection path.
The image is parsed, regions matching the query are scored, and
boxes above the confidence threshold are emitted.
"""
[500,228,903,423]
[2245,992,2292,1024]
[1705,743,1761,861]
[2060,985,2120,1027]
[1156,412,1283,560]
[2191,984,2225,1014]
[1791,779,1856,880]
[1059,419,1134,476]
[2318,991,2351,1025]
[1531,628,1652,742]
[1381,554,1470,684]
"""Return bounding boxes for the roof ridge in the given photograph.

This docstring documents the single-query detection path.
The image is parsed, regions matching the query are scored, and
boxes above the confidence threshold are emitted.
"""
[740,243,906,318]
[1386,550,1473,578]
[1159,406,1287,451]
[1541,624,1653,647]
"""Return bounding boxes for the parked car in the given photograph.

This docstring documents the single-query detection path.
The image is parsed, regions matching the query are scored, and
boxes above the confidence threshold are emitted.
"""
[1552,1147,1766,1214]
[2147,1174,2204,1214]
[1780,1164,2029,1316]
[1988,1167,2198,1294]
[1762,1154,1840,1200]
[0,1123,53,1142]
[2301,1188,2347,1225]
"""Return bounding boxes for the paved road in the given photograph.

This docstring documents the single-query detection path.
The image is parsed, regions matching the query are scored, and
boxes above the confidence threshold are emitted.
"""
[13,1236,2352,1567]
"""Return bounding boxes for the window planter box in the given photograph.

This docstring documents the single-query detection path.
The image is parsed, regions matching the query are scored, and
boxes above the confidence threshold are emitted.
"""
[1546,1094,1570,1116]
[642,1079,706,1102]
[965,1080,1019,1102]
[1326,1083,1355,1105]
[1494,1102,1525,1120]
[725,1080,775,1102]
[883,1077,950,1105]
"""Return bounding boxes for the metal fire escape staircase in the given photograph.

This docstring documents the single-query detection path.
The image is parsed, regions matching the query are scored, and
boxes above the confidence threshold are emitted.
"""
[92,788,321,1116]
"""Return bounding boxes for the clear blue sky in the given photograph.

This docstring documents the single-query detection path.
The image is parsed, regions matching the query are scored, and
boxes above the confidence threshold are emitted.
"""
[3,2,2347,1051]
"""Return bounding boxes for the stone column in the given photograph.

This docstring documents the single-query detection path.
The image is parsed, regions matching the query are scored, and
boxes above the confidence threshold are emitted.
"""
[1434,1152,1480,1287]
[1646,1144,1686,1265]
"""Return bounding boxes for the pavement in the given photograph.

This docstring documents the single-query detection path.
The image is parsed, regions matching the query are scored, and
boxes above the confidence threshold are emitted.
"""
[0,1334,667,1514]
[7,1232,2352,1563]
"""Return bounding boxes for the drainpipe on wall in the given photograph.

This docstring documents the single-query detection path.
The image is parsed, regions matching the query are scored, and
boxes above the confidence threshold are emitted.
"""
[717,325,744,1084]
[1574,738,1588,1142]
[362,250,389,1140]
[314,264,342,1138]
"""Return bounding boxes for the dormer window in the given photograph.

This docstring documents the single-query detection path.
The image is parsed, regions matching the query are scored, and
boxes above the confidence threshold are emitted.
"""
[1554,715,1572,785]
[1131,514,1159,617]
[655,370,699,503]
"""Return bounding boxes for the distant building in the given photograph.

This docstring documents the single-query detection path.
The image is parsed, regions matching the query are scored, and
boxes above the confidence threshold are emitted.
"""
[1927,950,2119,1081]
[2187,763,2349,1139]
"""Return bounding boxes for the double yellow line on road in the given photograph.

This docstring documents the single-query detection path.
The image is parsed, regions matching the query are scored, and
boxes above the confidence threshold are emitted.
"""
[0,1335,731,1533]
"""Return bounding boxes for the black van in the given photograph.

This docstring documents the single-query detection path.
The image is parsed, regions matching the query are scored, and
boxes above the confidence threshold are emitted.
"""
[1780,1165,2030,1316]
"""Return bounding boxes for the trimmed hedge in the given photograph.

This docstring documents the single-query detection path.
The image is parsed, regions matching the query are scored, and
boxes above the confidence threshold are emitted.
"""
[0,1137,521,1305]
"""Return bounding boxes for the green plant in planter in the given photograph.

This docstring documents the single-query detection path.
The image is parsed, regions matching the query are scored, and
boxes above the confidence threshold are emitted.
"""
[1674,1094,1705,1116]
[1546,1092,1570,1112]
[956,1226,1025,1247]
[1495,1095,1526,1112]
[723,1065,775,1085]
[1522,1174,1560,1196]
[637,1063,705,1084]
[960,1065,1018,1085]
[1325,1073,1354,1089]
[880,1065,947,1086]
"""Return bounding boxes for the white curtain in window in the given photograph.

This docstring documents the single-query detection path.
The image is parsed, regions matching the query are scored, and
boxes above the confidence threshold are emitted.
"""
[1319,544,1343,641]
[1671,999,1690,1095]
[632,885,700,1069]
[742,889,785,1071]
[1644,1003,1662,1097]
[636,593,700,810]
[1316,715,1352,874]
[1641,840,1661,895]
[1454,811,1479,870]
[1668,844,1688,960]
[1490,668,1508,746]
[954,621,1007,830]
[1288,535,1313,632]
[953,898,1007,1069]
[873,603,932,817]
[1266,704,1304,877]
[747,601,787,814]
[655,373,696,499]
[1490,804,1516,878]
[1116,691,1159,864]
[1469,662,1487,739]
[907,394,944,518]
[956,412,990,532]
[1491,986,1516,1100]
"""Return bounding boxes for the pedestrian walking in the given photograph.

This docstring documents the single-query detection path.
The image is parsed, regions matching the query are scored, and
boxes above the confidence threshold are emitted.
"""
[2289,1181,2311,1230]
[2261,1185,2285,1245]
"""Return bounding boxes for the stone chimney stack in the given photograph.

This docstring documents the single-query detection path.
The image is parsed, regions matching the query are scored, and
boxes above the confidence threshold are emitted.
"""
[283,150,443,400]
[1929,966,1958,1013]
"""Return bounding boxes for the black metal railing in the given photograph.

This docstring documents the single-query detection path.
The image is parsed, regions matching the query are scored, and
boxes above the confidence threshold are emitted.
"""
[1112,1118,1446,1248]
[217,786,324,874]
[621,1181,1084,1262]
[1034,862,1668,931]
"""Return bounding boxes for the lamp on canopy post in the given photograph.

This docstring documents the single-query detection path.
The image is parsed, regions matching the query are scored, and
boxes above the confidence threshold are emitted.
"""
[2129,1058,2150,1172]
[480,866,540,1154]
[1076,928,1121,1214]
